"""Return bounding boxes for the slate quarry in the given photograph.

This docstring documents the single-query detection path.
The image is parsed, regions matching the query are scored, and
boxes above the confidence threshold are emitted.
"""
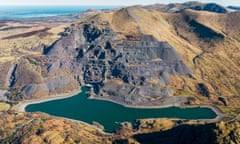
[39,22,193,105]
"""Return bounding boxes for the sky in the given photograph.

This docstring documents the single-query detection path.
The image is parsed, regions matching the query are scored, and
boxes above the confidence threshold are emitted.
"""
[0,0,239,6]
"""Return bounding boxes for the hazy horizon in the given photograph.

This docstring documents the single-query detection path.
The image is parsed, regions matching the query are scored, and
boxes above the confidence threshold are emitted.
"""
[0,0,239,6]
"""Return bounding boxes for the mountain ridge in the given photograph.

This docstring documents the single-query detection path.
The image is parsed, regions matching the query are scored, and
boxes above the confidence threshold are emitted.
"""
[0,3,240,143]
[143,1,228,13]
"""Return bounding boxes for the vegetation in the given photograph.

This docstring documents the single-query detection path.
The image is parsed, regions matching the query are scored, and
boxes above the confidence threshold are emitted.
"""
[215,121,240,144]
[0,112,112,144]
[6,88,24,101]
[0,3,240,144]
[1,112,239,144]
[0,103,10,111]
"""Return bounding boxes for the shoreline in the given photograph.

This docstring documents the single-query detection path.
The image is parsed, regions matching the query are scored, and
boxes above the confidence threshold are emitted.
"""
[16,89,226,133]
[49,114,113,135]
[16,90,81,112]
[89,96,226,123]
[16,89,113,135]
[16,89,226,122]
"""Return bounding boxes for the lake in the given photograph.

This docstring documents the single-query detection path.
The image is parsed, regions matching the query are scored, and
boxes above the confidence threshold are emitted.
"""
[26,87,217,132]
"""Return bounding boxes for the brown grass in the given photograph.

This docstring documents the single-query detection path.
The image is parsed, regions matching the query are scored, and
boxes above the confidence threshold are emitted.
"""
[2,28,51,40]
[79,6,240,115]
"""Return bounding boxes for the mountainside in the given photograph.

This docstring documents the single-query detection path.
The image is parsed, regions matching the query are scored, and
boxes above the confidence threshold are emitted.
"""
[1,2,240,144]
[0,112,111,144]
[2,6,239,113]
[1,111,240,144]
[144,1,228,13]
[227,6,240,11]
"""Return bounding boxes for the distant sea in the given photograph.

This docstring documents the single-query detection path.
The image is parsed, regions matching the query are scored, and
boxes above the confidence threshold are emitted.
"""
[0,6,119,19]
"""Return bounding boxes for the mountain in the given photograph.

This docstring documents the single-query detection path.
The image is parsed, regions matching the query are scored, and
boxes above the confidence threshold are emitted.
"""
[2,5,239,113]
[1,2,240,144]
[144,1,228,13]
[227,6,240,11]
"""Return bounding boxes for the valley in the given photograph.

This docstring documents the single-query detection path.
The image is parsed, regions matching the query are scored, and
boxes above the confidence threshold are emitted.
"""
[0,2,240,144]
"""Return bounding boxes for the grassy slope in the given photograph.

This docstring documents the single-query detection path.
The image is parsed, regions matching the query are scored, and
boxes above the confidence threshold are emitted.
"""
[0,112,111,144]
[84,7,240,115]
[1,112,239,144]
[0,21,67,63]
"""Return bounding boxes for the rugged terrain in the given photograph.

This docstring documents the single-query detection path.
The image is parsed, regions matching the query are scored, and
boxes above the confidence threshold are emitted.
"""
[1,111,240,144]
[144,1,228,13]
[1,4,240,113]
[1,2,240,144]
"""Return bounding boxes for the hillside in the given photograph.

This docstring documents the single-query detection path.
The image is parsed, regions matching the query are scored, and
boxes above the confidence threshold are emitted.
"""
[0,2,240,144]
[1,111,240,144]
[144,1,228,13]
[14,5,239,114]
[0,4,240,114]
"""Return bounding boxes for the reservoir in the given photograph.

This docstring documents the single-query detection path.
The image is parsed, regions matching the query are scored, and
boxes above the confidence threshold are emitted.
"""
[26,87,217,132]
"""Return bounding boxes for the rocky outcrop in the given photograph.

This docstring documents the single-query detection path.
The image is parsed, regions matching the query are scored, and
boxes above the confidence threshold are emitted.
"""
[0,62,17,89]
[3,56,80,99]
[83,24,102,43]
[197,83,210,98]
[13,60,42,88]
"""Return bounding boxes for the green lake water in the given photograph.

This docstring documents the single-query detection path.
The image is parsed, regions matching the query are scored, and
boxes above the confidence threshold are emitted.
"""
[26,87,217,132]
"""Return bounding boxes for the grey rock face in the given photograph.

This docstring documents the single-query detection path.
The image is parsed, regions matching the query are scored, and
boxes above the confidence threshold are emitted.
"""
[45,76,70,91]
[22,84,37,96]
[41,22,192,104]
[0,63,17,89]
[83,24,102,43]
[46,34,76,57]
[47,60,60,73]
[23,76,71,97]
[9,64,18,88]
[4,21,192,104]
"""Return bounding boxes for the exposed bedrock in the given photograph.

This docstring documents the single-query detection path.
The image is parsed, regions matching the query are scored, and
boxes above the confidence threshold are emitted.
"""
[0,62,17,89]
[22,76,79,99]
[197,83,210,98]
[83,24,102,43]
[10,22,193,105]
